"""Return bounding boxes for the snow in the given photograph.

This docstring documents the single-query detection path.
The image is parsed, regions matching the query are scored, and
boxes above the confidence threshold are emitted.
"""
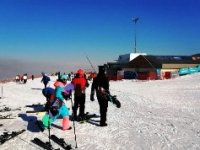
[0,73,200,150]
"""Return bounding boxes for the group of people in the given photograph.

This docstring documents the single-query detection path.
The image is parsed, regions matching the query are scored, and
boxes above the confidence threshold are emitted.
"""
[41,66,110,130]
[15,74,35,84]
[15,74,28,84]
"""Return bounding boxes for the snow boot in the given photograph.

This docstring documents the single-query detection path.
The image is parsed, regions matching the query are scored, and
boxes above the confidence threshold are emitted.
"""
[62,117,70,130]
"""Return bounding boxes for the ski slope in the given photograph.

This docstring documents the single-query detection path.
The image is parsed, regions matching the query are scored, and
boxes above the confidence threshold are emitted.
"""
[0,73,200,150]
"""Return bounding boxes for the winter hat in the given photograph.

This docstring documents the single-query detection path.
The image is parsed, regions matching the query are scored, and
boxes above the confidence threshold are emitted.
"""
[42,87,54,97]
[60,74,68,80]
[98,66,105,73]
[77,69,84,76]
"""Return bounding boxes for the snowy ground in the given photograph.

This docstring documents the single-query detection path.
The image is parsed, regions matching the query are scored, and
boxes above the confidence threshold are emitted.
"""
[0,73,200,150]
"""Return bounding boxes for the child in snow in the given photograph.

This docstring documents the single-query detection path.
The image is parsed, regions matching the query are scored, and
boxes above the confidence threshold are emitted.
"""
[42,74,72,130]
[51,74,71,130]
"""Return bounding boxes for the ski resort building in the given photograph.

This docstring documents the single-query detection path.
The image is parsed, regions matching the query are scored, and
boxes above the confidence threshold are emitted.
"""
[105,53,200,80]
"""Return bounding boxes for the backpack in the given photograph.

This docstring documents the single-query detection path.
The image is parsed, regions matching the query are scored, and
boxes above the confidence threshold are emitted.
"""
[74,84,82,96]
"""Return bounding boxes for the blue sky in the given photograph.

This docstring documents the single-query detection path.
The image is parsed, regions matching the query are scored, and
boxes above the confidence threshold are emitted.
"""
[0,0,200,78]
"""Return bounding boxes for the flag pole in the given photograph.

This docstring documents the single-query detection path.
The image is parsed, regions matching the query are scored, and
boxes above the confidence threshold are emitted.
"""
[132,17,139,53]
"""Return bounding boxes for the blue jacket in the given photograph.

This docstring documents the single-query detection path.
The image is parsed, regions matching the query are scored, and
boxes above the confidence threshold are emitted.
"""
[52,86,70,120]
[41,76,50,84]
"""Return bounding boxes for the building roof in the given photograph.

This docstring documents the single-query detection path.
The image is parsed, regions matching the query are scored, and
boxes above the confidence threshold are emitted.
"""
[118,53,147,64]
[125,55,200,69]
[192,53,200,57]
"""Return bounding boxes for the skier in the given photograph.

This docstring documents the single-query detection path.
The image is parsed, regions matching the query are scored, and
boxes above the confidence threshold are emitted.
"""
[71,69,89,121]
[15,75,20,83]
[41,74,50,88]
[22,74,28,84]
[51,74,71,130]
[90,66,110,127]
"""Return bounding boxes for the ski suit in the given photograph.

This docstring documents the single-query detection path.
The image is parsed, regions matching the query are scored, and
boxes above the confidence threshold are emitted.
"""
[71,69,89,121]
[41,75,50,88]
[90,67,109,126]
[52,81,70,117]
[50,79,70,130]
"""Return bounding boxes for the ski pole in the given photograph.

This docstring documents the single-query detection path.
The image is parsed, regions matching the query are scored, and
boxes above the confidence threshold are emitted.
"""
[70,93,78,148]
[48,110,51,146]
[47,97,51,147]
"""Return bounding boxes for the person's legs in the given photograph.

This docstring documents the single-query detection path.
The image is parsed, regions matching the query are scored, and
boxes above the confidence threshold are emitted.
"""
[62,117,70,130]
[79,94,86,119]
[60,105,71,130]
[98,98,108,126]
[73,96,79,120]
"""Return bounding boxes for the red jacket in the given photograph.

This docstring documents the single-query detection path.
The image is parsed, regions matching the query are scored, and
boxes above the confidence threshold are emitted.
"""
[72,76,87,94]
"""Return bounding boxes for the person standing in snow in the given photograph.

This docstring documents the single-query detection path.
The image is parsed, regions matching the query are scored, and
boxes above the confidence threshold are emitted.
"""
[90,66,109,127]
[22,74,28,84]
[51,74,71,130]
[15,75,20,83]
[41,74,50,88]
[31,75,34,80]
[71,69,89,121]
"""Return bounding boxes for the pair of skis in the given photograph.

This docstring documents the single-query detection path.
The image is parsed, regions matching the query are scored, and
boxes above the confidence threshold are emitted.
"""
[0,107,21,112]
[25,103,44,108]
[0,129,26,145]
[26,110,45,113]
[32,135,72,150]
[77,112,98,124]
[0,114,16,119]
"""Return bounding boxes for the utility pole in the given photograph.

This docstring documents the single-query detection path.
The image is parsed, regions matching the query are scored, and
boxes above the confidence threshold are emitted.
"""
[132,17,139,53]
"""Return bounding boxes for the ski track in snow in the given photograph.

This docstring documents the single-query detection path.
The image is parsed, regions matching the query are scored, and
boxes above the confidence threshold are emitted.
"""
[0,73,200,149]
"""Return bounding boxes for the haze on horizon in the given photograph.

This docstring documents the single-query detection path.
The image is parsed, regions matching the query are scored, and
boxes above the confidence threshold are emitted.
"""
[0,0,200,80]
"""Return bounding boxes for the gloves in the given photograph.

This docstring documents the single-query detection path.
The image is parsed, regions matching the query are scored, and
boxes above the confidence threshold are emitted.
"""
[90,93,94,101]
[62,91,71,100]
[105,90,110,95]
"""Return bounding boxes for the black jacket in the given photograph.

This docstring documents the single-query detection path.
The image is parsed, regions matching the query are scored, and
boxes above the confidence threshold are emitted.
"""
[91,72,109,96]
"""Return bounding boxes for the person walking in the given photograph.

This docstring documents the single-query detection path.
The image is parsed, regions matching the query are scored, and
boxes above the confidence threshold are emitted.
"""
[71,69,89,121]
[41,74,50,88]
[90,66,109,127]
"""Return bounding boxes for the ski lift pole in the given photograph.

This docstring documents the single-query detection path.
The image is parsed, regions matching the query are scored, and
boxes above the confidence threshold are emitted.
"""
[85,55,96,72]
